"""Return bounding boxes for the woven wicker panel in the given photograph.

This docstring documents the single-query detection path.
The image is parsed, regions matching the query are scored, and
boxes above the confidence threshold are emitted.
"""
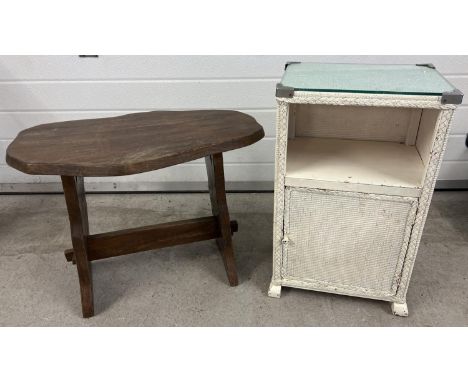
[283,188,416,295]
[294,104,414,143]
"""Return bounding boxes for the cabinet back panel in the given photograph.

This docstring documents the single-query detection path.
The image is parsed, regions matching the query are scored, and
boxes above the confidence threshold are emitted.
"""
[294,104,420,143]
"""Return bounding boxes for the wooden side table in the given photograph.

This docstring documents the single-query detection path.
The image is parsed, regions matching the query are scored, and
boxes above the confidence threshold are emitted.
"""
[6,110,264,317]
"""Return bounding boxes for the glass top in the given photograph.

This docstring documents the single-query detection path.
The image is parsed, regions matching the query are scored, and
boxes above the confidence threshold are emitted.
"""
[281,63,456,96]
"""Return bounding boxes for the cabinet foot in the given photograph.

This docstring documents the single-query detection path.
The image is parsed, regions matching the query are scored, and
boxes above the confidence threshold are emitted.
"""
[268,283,282,298]
[391,302,408,317]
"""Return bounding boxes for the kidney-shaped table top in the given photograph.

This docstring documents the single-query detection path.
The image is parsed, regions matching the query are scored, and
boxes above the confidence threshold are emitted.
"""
[6,110,265,177]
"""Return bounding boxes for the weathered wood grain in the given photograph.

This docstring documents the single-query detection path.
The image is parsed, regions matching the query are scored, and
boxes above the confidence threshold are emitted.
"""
[6,110,264,176]
[206,153,239,286]
[64,217,238,262]
[61,176,94,318]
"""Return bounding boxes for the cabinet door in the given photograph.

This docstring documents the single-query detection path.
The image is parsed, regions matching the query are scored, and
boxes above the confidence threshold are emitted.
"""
[282,187,417,297]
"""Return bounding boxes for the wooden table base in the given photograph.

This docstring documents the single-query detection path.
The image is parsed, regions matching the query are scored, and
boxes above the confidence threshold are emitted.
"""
[61,153,239,318]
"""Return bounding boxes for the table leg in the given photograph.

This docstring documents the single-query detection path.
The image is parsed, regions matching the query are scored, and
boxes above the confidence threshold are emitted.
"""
[61,176,94,318]
[205,153,239,286]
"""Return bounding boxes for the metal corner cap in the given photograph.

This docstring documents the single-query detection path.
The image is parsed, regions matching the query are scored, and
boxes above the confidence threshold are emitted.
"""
[416,63,436,69]
[441,89,464,105]
[276,83,294,98]
[284,61,301,70]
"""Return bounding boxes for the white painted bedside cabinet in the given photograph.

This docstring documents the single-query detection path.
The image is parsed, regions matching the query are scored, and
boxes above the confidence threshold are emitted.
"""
[268,62,463,316]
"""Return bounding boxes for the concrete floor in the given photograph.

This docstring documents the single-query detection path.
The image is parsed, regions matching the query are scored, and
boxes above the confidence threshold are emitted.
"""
[0,191,467,326]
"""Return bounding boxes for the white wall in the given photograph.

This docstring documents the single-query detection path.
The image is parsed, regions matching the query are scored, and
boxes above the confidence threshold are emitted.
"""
[0,55,467,192]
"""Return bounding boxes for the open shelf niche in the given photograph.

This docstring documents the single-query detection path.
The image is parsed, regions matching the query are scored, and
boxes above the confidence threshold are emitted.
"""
[285,104,441,197]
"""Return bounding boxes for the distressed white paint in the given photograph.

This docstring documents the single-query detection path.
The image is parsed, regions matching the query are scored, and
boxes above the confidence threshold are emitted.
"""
[285,137,424,197]
[416,109,440,167]
[0,55,466,192]
[391,302,409,317]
